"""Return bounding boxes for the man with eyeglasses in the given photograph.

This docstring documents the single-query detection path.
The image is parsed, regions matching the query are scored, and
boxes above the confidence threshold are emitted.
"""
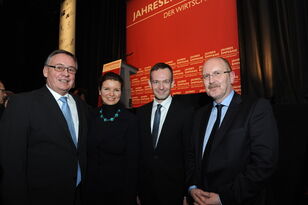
[0,80,7,118]
[0,50,88,205]
[136,63,194,205]
[187,57,278,205]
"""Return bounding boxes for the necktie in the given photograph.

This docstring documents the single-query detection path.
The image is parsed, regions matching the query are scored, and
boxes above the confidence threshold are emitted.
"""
[202,104,224,170]
[59,96,81,186]
[152,104,162,148]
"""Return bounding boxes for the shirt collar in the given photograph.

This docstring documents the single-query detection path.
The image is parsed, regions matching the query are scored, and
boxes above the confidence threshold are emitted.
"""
[46,84,70,101]
[213,90,234,107]
[153,95,172,109]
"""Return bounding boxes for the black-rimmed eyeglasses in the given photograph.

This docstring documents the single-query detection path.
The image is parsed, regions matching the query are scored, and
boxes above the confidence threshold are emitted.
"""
[202,70,231,80]
[45,64,77,74]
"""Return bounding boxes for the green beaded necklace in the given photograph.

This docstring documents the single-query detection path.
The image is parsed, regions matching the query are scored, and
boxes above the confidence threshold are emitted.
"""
[99,108,121,122]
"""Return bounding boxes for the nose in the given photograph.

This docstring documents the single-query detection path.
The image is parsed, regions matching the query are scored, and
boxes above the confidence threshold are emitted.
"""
[158,82,164,89]
[208,75,215,83]
[62,68,70,76]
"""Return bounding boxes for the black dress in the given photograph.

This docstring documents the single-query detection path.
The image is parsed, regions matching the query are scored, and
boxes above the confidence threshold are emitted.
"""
[85,103,139,205]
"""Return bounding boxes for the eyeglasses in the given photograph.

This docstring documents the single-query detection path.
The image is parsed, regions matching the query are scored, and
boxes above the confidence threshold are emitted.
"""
[151,79,172,86]
[202,70,231,80]
[45,64,77,74]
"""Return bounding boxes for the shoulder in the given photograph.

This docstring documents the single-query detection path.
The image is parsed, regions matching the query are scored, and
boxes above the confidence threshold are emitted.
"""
[6,88,44,105]
[233,95,275,118]
[121,108,138,119]
[2,88,47,119]
[72,94,93,112]
[238,95,272,108]
[170,98,194,114]
[88,106,99,118]
[136,101,152,113]
[192,103,211,119]
[171,97,193,109]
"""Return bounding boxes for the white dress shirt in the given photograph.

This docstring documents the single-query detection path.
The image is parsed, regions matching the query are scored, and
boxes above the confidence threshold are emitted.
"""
[46,85,79,141]
[151,95,172,147]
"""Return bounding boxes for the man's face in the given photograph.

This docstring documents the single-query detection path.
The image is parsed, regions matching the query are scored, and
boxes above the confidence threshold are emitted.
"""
[149,68,174,103]
[43,53,76,96]
[0,82,7,105]
[202,58,235,103]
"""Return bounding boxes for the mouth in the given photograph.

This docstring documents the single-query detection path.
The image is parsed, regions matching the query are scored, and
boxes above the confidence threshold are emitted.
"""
[156,89,166,94]
[208,84,220,89]
[106,97,116,101]
[59,79,70,83]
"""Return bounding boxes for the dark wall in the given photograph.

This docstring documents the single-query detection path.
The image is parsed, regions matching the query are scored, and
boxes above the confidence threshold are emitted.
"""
[0,0,126,108]
[0,0,60,93]
[272,104,308,204]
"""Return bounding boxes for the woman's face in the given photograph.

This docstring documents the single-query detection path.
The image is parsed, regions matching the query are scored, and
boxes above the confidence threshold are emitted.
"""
[99,79,122,105]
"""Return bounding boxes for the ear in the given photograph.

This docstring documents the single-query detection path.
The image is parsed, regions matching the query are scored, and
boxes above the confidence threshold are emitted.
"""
[148,80,153,89]
[43,66,48,78]
[171,79,175,88]
[230,71,235,84]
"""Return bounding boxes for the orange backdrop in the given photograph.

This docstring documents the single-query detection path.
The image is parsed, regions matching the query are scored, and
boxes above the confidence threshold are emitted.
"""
[126,0,241,107]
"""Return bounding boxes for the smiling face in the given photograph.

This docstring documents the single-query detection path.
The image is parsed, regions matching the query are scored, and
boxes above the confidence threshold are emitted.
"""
[149,68,174,103]
[99,79,122,105]
[43,53,76,96]
[202,58,235,103]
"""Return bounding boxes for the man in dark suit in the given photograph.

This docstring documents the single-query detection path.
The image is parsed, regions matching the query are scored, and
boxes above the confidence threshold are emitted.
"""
[0,80,7,119]
[0,50,88,205]
[137,63,194,205]
[187,57,279,205]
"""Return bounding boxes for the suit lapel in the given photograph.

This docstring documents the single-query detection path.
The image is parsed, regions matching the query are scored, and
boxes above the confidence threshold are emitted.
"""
[155,100,176,148]
[73,95,85,149]
[39,87,77,150]
[145,102,153,144]
[211,93,242,151]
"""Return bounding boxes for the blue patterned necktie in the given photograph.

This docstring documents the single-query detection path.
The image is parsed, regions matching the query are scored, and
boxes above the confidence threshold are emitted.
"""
[152,104,162,148]
[59,96,81,186]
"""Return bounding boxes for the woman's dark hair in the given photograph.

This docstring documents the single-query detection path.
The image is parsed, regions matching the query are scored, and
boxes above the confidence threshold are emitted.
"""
[98,72,124,90]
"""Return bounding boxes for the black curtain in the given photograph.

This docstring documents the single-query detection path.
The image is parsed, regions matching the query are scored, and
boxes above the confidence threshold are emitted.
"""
[237,0,308,104]
[0,0,60,93]
[75,0,126,107]
[237,0,308,204]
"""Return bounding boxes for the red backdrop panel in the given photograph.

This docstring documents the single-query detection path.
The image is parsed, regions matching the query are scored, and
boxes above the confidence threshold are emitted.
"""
[126,0,241,107]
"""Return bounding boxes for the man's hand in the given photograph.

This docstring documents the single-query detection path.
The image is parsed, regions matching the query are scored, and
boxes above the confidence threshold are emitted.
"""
[183,196,189,205]
[190,188,210,205]
[190,188,221,205]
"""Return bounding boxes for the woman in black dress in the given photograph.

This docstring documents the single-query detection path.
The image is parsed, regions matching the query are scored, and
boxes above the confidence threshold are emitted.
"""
[86,72,139,205]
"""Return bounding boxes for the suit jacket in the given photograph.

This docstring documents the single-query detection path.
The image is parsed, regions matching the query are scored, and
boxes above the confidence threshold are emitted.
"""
[187,93,279,205]
[0,104,4,119]
[0,86,88,205]
[137,98,194,205]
